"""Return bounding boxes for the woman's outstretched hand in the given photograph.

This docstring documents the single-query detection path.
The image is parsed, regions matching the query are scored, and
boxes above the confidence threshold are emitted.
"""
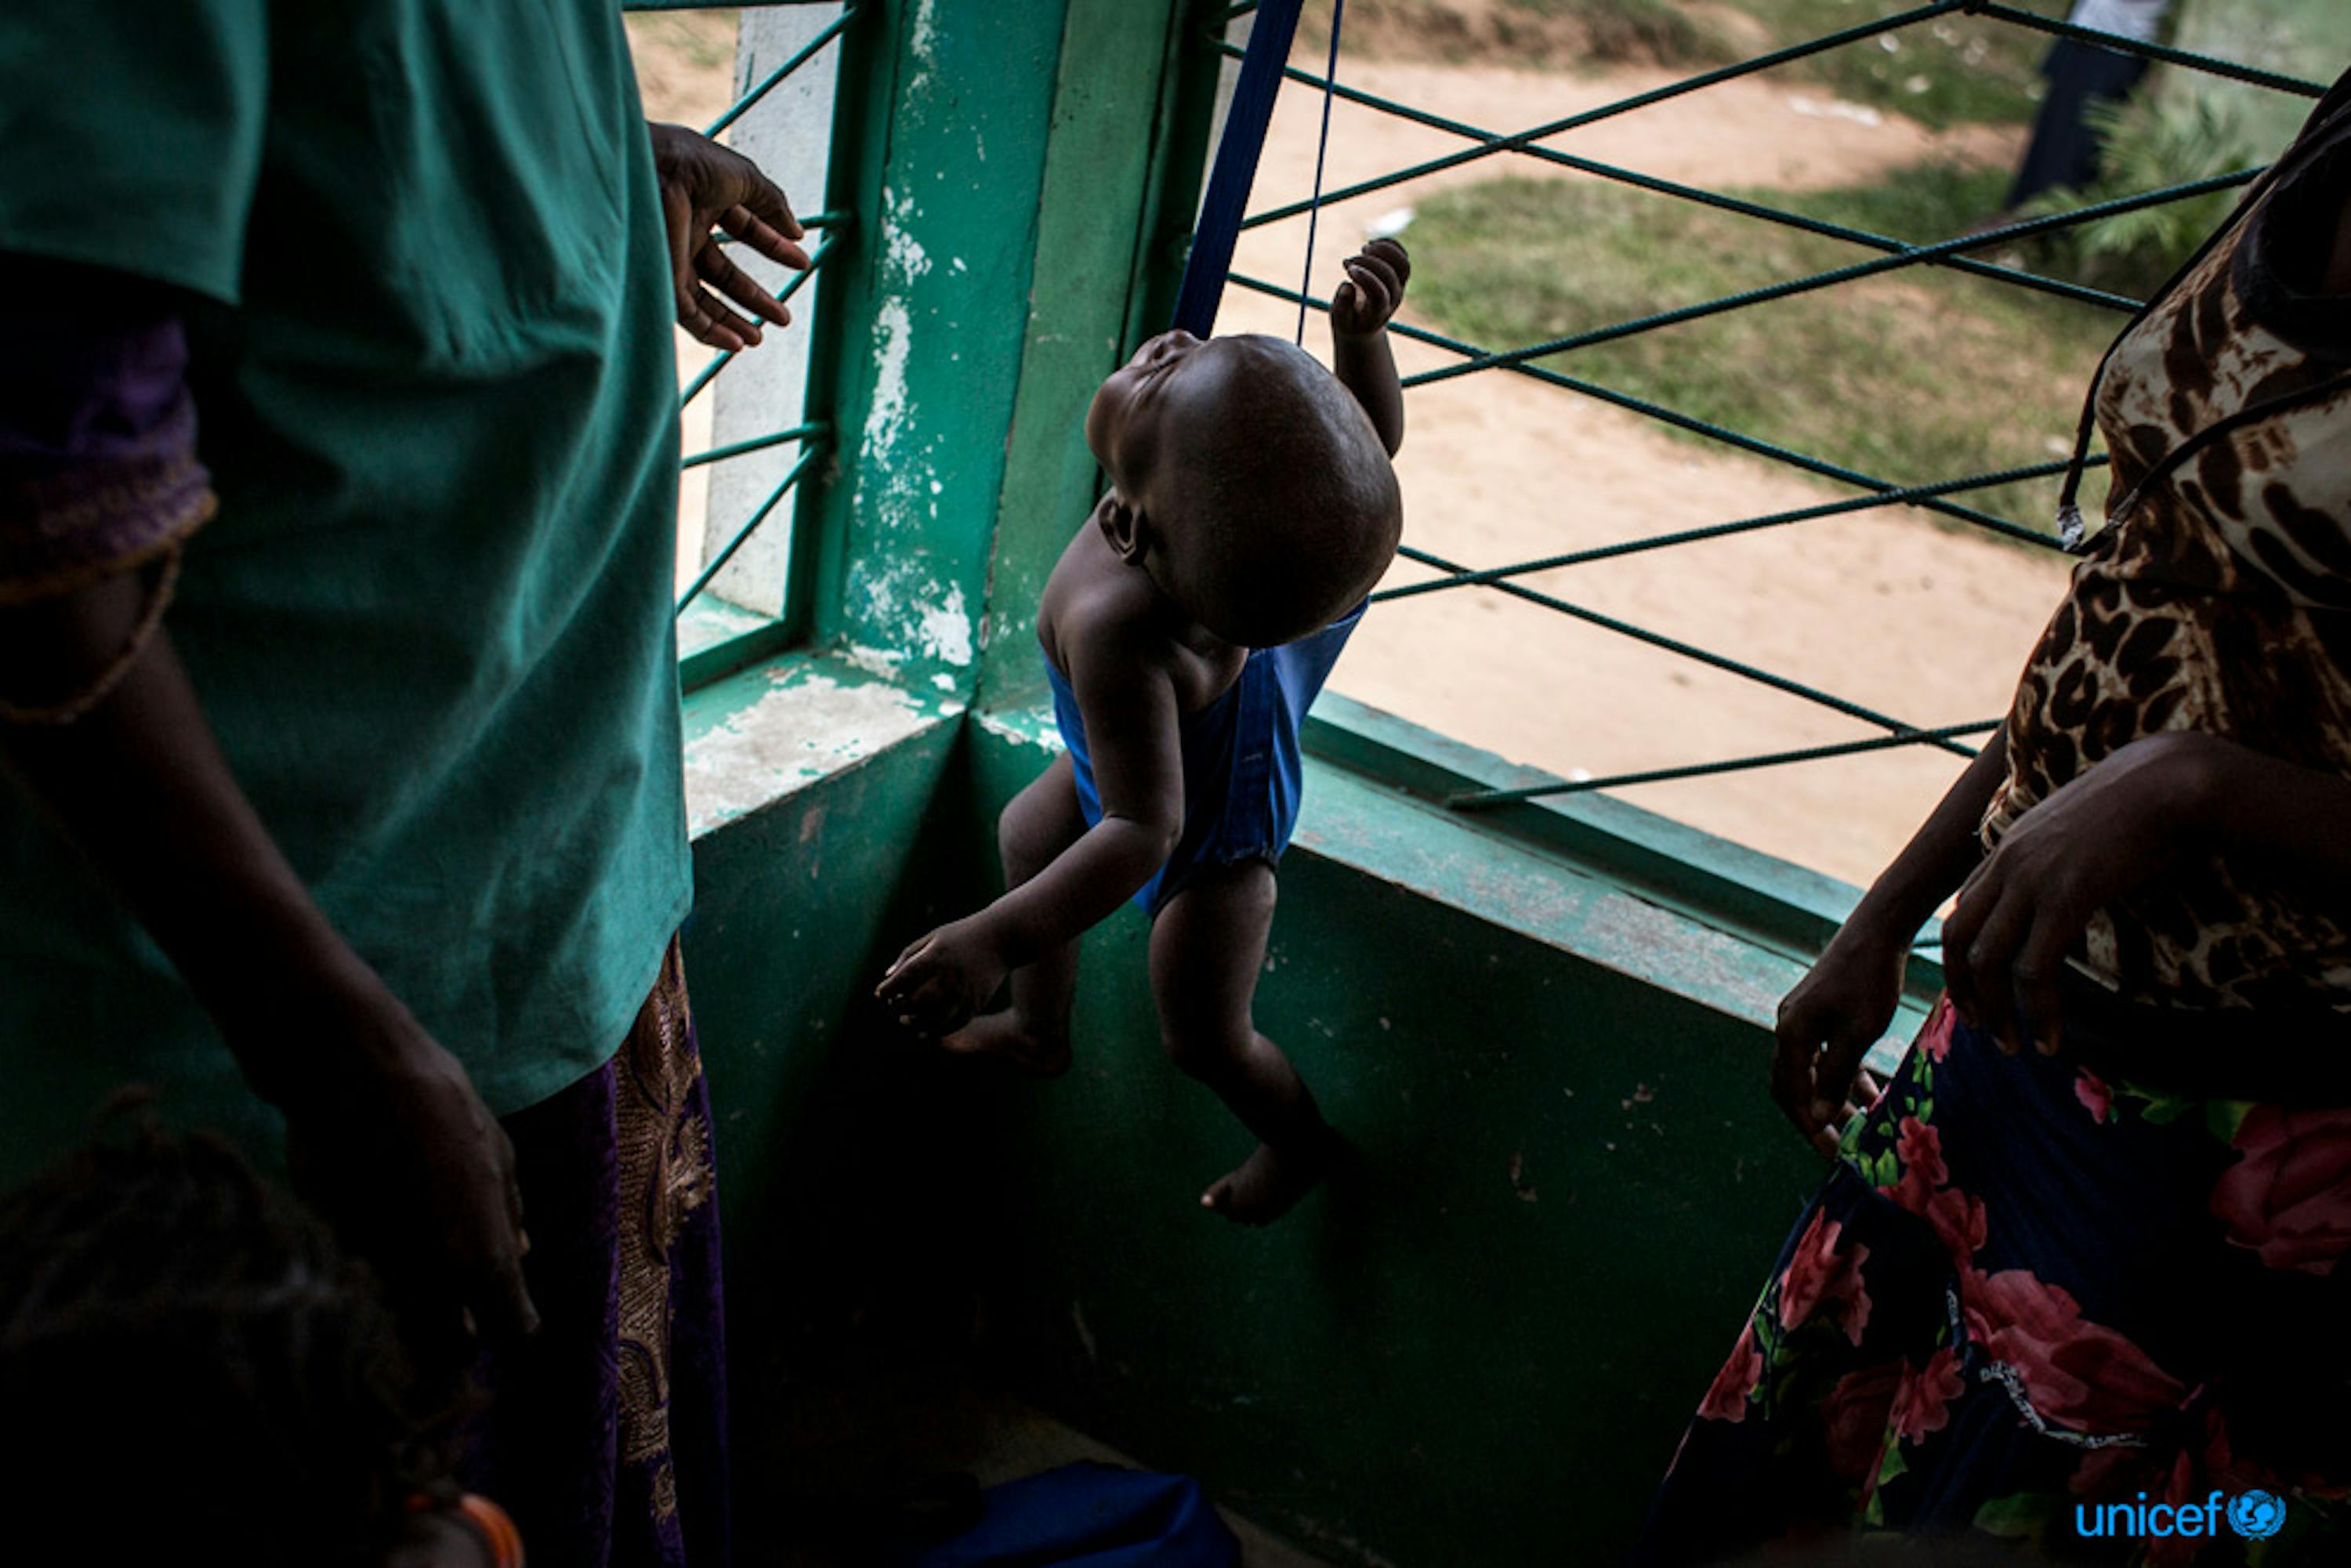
[1940,732,2219,1056]
[1772,920,1902,1159]
[648,122,809,352]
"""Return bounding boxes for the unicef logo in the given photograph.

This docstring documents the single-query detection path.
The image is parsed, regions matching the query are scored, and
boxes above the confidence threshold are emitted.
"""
[2076,1487,2288,1542]
[2227,1489,2286,1541]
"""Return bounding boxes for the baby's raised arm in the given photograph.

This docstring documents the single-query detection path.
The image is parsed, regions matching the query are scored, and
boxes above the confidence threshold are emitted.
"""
[876,611,1185,1037]
[1329,237,1409,456]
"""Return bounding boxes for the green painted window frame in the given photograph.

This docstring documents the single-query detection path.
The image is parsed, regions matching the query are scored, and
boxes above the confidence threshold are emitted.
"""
[625,0,860,696]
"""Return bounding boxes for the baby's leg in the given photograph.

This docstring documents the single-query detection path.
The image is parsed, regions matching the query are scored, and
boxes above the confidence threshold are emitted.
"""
[942,751,1085,1076]
[1149,861,1339,1224]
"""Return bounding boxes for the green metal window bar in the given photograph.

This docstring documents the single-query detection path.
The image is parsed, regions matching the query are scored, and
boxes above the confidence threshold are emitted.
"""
[1201,2,2325,809]
[621,1,858,655]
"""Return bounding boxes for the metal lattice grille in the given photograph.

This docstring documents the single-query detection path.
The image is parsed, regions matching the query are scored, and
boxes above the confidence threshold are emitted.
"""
[1208,0,2323,809]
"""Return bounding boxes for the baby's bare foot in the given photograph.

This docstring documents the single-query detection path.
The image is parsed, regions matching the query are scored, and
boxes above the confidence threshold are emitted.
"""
[1200,1135,1335,1226]
[940,1010,1070,1078]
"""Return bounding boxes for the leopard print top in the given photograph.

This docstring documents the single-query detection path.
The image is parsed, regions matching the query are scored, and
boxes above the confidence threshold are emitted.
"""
[1981,99,2351,1012]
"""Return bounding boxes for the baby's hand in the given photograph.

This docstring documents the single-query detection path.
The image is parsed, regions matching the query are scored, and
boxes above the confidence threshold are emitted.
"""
[876,917,1007,1037]
[1331,237,1410,338]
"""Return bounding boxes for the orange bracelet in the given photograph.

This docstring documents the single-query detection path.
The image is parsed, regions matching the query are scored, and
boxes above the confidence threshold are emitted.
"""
[404,1490,524,1568]
[456,1494,525,1568]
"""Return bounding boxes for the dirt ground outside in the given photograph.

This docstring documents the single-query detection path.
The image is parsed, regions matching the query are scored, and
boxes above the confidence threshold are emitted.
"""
[629,13,2079,896]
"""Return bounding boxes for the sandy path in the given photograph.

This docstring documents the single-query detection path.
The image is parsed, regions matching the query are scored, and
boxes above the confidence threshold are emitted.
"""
[631,20,2074,892]
[1217,51,2067,891]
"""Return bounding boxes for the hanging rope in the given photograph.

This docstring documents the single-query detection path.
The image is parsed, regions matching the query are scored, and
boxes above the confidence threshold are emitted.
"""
[1172,0,1345,341]
[1170,0,1306,338]
[1295,0,1346,343]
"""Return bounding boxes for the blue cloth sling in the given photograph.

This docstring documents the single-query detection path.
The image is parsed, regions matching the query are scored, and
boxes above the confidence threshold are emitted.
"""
[1046,602,1363,917]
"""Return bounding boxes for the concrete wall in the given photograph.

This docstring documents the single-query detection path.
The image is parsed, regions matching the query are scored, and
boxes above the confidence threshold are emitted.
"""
[679,675,1833,1563]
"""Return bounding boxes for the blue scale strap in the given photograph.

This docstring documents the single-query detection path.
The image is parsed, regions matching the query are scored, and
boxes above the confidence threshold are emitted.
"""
[1169,0,1346,341]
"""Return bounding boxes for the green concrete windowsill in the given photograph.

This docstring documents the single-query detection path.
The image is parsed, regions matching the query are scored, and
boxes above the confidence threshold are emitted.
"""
[1297,693,1939,1063]
[676,643,1934,1059]
[678,596,800,697]
[965,687,1935,1048]
[680,642,965,841]
[1302,693,1949,999]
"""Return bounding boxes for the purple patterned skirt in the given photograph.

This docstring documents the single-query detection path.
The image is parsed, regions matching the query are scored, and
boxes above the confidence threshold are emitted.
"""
[462,939,730,1568]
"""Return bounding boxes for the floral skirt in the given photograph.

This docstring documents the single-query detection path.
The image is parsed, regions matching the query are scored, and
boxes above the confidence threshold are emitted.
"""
[1634,990,2351,1565]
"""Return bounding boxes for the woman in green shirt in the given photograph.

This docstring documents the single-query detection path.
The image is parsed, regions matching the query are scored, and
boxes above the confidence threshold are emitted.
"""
[0,5,805,1560]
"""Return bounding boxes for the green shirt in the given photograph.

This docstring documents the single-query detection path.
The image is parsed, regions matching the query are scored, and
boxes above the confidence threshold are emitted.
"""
[0,1,692,1164]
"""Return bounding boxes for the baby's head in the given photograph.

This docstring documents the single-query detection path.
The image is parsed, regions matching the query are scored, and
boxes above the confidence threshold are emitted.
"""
[1086,331,1401,646]
[0,1115,493,1565]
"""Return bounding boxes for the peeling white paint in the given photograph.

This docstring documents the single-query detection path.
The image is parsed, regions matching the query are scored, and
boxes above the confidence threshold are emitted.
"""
[932,672,956,692]
[683,673,950,837]
[975,707,1063,755]
[882,186,931,281]
[839,642,905,680]
[911,0,940,62]
[915,581,973,666]
[864,298,911,458]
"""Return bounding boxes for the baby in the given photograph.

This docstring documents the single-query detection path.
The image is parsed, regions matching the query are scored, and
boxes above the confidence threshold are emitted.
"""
[877,241,1411,1224]
[0,1113,524,1567]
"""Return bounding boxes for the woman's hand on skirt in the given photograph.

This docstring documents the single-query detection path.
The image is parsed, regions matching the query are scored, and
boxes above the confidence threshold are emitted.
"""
[1940,733,2219,1056]
[1773,918,1904,1159]
[279,981,539,1358]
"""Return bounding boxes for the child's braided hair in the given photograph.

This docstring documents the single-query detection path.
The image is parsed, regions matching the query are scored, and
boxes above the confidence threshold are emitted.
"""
[0,1104,456,1563]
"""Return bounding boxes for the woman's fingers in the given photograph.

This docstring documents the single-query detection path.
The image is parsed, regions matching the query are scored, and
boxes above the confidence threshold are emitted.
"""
[696,241,792,328]
[474,1241,542,1344]
[1811,1015,1882,1131]
[661,186,708,336]
[1770,1003,1822,1133]
[2011,913,2072,1056]
[737,175,806,244]
[682,281,763,350]
[1940,865,1994,1028]
[1961,884,2034,1052]
[717,202,813,271]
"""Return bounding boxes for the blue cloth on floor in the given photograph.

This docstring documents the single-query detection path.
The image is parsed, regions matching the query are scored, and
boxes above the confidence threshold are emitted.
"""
[891,1462,1241,1567]
[1045,602,1364,918]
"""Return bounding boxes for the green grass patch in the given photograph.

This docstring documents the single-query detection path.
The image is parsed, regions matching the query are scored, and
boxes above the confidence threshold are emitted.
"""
[1328,2,2065,125]
[1715,0,2067,129]
[1311,0,1732,71]
[1513,0,1726,65]
[1406,162,2123,537]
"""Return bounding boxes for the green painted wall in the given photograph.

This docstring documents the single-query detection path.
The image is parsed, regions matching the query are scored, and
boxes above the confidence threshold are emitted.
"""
[683,683,1828,1564]
[956,720,1821,1566]
[675,657,969,1410]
